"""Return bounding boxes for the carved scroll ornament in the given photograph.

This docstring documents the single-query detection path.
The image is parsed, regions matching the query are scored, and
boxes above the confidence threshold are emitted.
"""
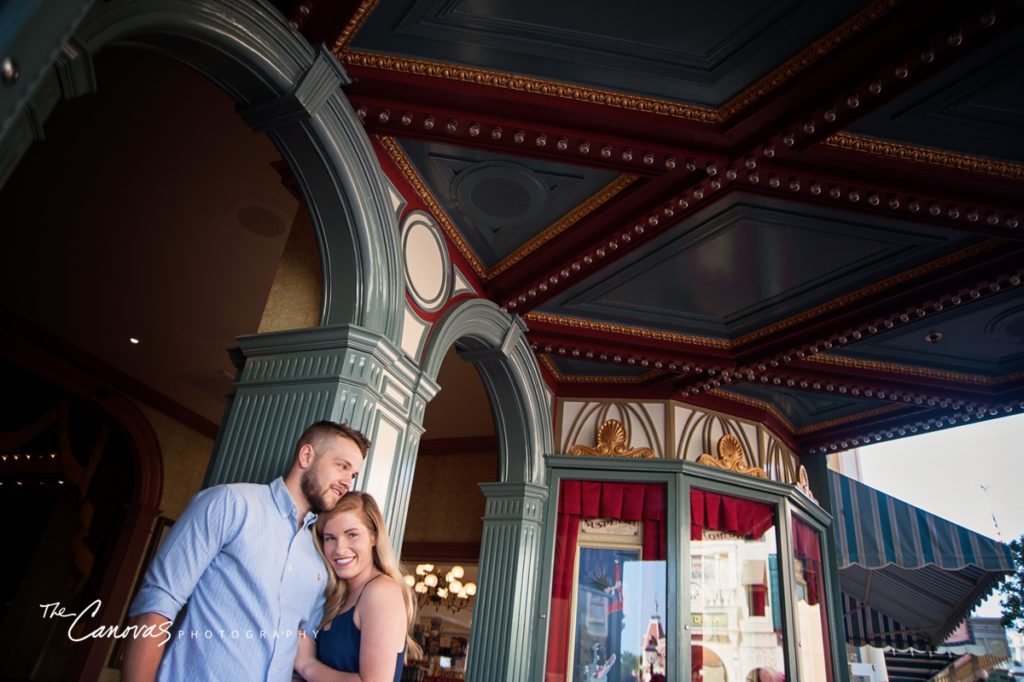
[697,434,768,479]
[795,465,817,502]
[569,419,655,458]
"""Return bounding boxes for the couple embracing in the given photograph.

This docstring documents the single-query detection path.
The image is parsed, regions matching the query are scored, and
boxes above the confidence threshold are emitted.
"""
[122,421,421,682]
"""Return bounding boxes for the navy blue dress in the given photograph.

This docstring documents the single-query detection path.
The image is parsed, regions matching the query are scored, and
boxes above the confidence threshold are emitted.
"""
[316,575,405,682]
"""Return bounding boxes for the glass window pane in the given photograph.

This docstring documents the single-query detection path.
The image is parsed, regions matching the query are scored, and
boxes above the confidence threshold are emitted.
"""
[690,488,786,682]
[547,480,667,682]
[791,516,833,682]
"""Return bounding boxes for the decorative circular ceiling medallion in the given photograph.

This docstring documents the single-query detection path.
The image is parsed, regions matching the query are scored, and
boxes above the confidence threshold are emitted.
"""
[984,305,1024,345]
[451,161,548,229]
[221,193,293,238]
[401,210,450,312]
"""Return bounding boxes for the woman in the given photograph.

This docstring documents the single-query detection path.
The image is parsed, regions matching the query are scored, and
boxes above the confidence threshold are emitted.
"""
[294,492,422,682]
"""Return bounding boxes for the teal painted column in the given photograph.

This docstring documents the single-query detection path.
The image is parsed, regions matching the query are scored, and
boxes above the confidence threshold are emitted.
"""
[204,323,437,544]
[803,453,853,682]
[467,482,548,682]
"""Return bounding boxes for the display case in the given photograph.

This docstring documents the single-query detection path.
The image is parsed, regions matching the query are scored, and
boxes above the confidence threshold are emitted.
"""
[541,451,840,682]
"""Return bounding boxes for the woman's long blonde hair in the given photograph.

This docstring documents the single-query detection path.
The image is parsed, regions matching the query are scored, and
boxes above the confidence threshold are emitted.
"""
[313,491,422,659]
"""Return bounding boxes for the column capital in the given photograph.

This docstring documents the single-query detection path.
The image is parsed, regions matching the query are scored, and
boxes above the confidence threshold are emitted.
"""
[479,482,548,523]
[235,323,439,403]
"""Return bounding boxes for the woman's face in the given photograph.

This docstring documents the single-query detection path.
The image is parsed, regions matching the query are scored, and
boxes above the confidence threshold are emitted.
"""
[322,511,376,582]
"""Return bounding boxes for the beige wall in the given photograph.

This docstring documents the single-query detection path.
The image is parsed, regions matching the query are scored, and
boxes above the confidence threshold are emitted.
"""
[98,401,215,681]
[258,203,322,334]
[134,401,215,519]
[403,449,498,546]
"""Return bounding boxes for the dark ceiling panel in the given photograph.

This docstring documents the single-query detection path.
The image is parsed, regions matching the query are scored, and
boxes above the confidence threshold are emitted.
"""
[718,383,890,429]
[848,26,1024,163]
[351,0,872,107]
[397,138,617,266]
[548,357,650,378]
[540,195,979,340]
[834,287,1024,377]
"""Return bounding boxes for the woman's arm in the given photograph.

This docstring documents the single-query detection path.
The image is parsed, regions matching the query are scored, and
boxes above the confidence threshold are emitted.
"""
[293,577,407,682]
[293,631,359,682]
[356,578,408,682]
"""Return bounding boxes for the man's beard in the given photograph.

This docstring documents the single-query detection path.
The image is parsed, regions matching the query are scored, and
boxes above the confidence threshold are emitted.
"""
[301,467,336,514]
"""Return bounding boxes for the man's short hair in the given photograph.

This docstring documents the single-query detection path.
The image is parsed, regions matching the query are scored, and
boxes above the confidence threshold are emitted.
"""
[295,420,371,460]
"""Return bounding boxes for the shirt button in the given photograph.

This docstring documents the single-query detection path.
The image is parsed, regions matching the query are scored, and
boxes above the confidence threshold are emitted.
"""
[288,564,293,572]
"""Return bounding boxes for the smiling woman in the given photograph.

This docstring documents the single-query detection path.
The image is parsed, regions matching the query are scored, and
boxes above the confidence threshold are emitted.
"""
[302,492,422,682]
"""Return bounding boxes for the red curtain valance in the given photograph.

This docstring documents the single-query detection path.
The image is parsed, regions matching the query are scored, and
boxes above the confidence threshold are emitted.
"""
[690,488,774,541]
[546,481,667,681]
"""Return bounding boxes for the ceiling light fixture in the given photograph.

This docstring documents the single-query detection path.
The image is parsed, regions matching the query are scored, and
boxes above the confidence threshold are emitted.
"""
[407,563,476,613]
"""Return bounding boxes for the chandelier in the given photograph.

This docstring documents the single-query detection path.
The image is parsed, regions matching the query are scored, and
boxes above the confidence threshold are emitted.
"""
[405,563,476,613]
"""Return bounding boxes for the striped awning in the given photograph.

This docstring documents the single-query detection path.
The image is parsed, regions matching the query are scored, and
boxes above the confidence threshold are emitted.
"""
[828,471,1012,650]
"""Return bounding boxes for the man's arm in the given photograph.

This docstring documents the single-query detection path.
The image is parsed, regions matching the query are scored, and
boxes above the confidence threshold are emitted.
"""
[121,486,244,681]
[121,613,171,682]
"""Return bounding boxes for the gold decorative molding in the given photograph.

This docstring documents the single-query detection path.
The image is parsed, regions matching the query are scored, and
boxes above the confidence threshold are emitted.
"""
[825,132,1024,181]
[330,0,379,54]
[809,353,995,385]
[794,404,908,435]
[487,174,639,279]
[342,50,721,123]
[525,312,730,349]
[720,0,904,119]
[378,136,488,277]
[696,434,767,479]
[703,389,798,433]
[338,0,903,124]
[569,419,655,458]
[539,355,658,384]
[795,465,817,502]
[734,240,1002,346]
[703,388,908,436]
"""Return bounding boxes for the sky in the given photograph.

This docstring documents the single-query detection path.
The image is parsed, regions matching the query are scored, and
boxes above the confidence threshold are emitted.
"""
[853,412,1024,618]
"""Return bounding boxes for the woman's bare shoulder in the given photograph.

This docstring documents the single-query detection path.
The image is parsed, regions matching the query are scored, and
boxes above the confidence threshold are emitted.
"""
[360,574,404,607]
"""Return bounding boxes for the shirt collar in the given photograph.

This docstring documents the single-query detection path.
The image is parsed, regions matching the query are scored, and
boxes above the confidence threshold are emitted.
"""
[269,477,318,529]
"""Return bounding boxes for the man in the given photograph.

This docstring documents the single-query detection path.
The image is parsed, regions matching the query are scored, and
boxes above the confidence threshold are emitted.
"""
[122,420,369,682]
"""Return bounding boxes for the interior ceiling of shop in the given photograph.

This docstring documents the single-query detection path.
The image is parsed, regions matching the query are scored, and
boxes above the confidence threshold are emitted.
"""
[2,1,1023,458]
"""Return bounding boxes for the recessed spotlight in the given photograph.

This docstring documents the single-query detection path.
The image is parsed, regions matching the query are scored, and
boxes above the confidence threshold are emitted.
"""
[129,337,141,345]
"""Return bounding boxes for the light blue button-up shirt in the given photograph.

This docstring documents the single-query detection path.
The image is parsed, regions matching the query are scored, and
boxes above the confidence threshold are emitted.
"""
[129,478,327,682]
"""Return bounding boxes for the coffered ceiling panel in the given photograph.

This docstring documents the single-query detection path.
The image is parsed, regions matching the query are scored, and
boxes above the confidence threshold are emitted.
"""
[539,195,980,339]
[833,287,1024,377]
[350,0,873,106]
[717,383,894,430]
[848,26,1024,163]
[396,139,618,266]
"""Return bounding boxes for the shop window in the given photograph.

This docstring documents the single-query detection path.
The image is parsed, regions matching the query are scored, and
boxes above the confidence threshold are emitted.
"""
[791,517,833,682]
[690,489,786,682]
[547,481,667,682]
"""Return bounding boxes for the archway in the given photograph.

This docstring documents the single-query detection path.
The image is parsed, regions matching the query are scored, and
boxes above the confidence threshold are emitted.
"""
[1,0,404,340]
[0,340,163,681]
[0,1,414,679]
[416,297,553,680]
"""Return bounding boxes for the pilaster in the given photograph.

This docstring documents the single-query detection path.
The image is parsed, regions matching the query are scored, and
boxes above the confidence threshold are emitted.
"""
[467,482,548,682]
[204,324,437,539]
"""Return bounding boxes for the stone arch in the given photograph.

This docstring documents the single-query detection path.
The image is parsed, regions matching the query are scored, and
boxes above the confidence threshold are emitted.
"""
[9,0,404,342]
[421,297,552,485]
[417,298,552,680]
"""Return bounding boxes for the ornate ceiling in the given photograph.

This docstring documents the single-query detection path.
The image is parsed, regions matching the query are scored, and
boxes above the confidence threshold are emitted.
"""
[277,0,1024,455]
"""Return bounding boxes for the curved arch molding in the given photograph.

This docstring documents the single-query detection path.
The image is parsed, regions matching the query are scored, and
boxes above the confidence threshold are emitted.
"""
[0,0,405,343]
[419,298,553,682]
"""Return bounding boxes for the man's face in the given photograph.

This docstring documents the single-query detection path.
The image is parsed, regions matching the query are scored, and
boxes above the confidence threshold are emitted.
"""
[300,435,363,514]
